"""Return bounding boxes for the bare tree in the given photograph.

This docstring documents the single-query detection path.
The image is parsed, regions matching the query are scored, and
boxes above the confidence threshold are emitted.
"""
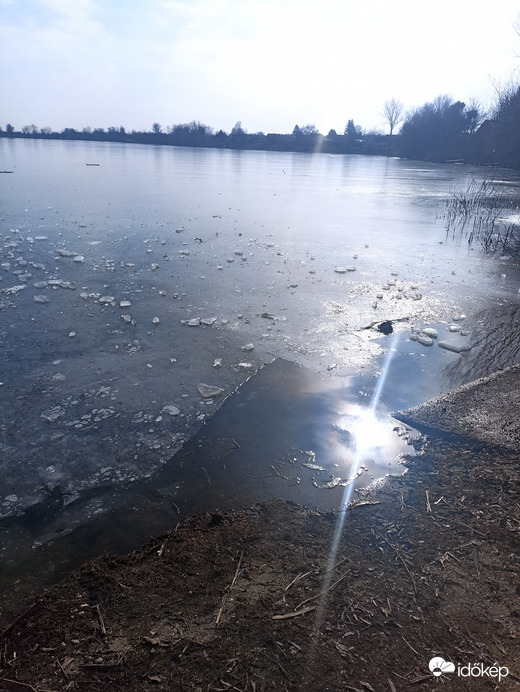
[382,98,404,135]
[432,94,453,114]
[465,98,486,134]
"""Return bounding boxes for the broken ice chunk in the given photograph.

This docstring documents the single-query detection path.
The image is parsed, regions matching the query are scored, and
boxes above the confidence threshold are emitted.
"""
[41,406,65,422]
[438,341,471,353]
[197,383,225,399]
[163,405,180,416]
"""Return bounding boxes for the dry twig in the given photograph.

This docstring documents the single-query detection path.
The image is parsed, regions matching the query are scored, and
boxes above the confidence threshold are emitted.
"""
[271,605,316,620]
[0,679,38,691]
[375,531,417,594]
[216,550,244,626]
[93,604,106,635]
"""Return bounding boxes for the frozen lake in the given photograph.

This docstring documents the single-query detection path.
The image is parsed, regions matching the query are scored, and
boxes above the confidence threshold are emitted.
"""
[1,139,519,591]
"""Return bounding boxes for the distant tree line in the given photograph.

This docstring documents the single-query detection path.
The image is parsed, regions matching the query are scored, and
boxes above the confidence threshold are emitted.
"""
[0,118,391,155]
[2,86,520,167]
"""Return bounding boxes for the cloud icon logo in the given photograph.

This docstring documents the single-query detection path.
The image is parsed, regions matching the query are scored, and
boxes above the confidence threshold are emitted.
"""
[429,657,456,677]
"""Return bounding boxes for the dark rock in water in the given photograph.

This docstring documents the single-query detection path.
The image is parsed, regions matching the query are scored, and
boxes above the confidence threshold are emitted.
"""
[377,320,393,335]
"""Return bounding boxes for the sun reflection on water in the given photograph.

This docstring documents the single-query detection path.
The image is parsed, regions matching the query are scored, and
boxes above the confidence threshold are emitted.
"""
[307,333,403,665]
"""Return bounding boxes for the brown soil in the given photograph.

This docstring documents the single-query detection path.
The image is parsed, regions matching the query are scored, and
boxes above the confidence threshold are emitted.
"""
[1,434,519,691]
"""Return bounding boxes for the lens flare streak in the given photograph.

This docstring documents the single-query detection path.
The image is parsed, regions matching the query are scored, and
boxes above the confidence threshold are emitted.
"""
[311,333,401,645]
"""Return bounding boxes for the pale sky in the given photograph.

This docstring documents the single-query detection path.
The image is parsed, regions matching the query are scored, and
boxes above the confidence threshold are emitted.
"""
[1,0,520,135]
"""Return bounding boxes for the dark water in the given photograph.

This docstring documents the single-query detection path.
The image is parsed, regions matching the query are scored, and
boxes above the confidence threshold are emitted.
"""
[1,140,520,618]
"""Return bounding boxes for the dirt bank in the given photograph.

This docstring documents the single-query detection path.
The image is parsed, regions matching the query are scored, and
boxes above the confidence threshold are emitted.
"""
[1,368,519,691]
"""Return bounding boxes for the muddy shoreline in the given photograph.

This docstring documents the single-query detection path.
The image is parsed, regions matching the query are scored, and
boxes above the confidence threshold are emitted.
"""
[1,366,519,690]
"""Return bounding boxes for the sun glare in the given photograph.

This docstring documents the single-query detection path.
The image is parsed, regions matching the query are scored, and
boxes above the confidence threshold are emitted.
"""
[350,407,392,458]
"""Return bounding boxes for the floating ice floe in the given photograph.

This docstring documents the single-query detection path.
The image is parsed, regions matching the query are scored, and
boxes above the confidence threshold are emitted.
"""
[201,317,217,326]
[3,285,26,295]
[421,328,438,339]
[313,477,342,489]
[197,383,225,399]
[417,334,434,346]
[58,249,75,257]
[41,406,65,422]
[163,405,180,416]
[452,314,466,322]
[241,343,254,352]
[34,295,50,303]
[438,341,472,353]
[152,317,160,324]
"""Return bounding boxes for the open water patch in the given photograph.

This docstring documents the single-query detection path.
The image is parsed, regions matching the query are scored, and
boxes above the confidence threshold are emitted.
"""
[0,358,416,619]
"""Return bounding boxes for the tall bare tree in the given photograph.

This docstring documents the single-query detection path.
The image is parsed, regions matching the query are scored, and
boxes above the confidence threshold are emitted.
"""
[382,98,404,135]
